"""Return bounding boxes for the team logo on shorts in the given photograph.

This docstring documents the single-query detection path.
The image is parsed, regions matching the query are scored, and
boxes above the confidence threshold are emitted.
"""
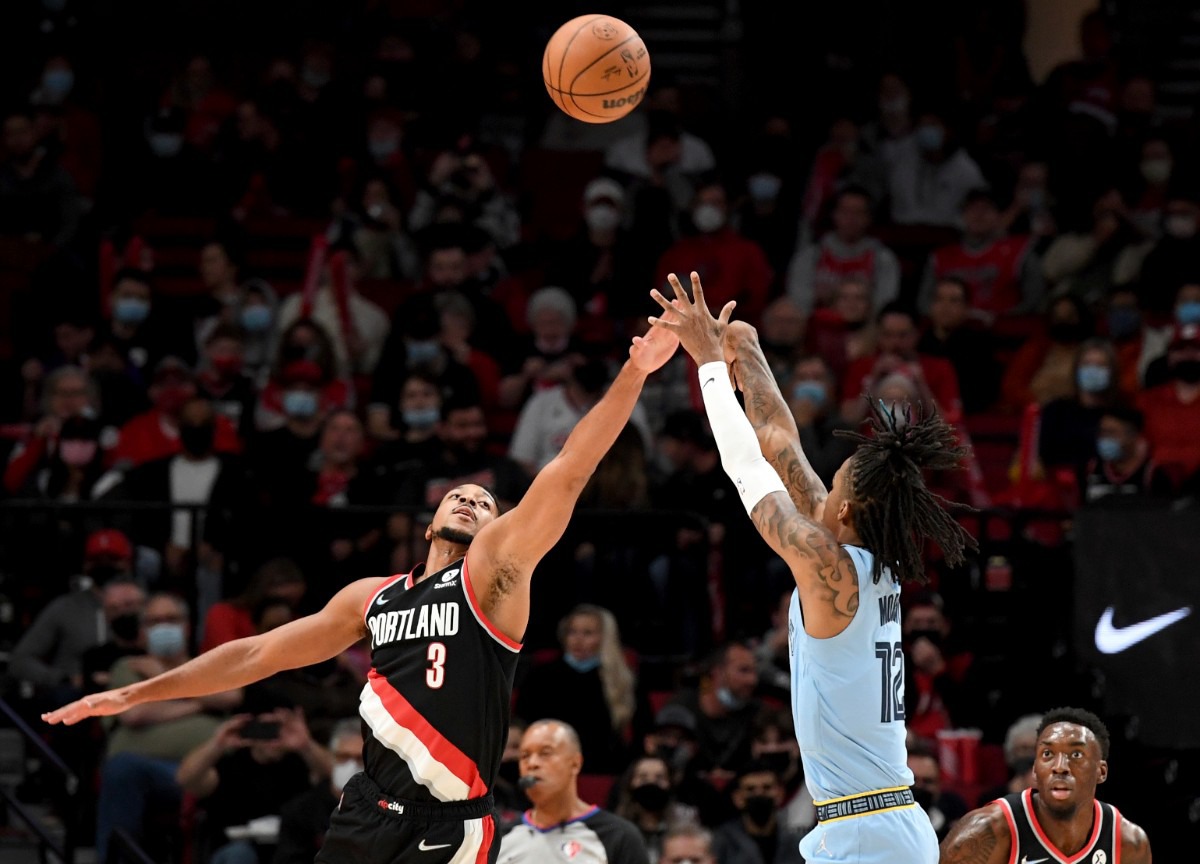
[1092,852,1107,864]
[561,840,582,859]
[378,799,404,814]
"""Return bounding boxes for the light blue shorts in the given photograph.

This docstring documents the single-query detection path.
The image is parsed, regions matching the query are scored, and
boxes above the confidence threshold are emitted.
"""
[799,804,938,863]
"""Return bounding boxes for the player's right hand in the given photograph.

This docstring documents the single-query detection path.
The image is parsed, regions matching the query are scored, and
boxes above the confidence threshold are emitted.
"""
[41,688,131,726]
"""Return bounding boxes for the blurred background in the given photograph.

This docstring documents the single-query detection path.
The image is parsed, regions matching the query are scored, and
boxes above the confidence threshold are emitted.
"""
[0,0,1197,861]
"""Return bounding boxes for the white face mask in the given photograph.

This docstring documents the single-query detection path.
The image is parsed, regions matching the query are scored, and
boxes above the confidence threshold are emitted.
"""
[584,203,621,233]
[331,759,362,793]
[692,203,726,233]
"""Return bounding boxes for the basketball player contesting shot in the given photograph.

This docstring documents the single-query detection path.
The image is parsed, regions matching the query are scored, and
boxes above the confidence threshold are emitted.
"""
[940,707,1151,864]
[649,272,977,864]
[42,320,683,864]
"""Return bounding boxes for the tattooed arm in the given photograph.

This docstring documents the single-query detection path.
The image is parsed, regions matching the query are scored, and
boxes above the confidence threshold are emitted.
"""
[939,805,1010,864]
[749,492,860,639]
[1121,816,1152,864]
[725,322,829,519]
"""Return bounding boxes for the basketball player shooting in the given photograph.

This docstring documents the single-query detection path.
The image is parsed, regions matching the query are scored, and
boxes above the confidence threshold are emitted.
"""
[649,271,977,864]
[43,321,682,864]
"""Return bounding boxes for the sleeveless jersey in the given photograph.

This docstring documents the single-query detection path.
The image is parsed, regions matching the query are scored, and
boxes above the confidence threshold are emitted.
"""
[932,235,1031,315]
[359,557,521,802]
[788,545,913,801]
[996,788,1120,864]
[813,240,877,308]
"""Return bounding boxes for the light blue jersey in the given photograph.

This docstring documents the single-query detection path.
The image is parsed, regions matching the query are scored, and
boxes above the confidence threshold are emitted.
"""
[789,545,938,863]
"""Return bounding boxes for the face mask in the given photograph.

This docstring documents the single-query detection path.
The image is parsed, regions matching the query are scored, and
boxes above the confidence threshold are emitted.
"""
[109,612,141,642]
[880,96,909,116]
[42,69,75,102]
[405,339,441,366]
[240,305,273,332]
[331,759,361,793]
[563,653,601,673]
[630,783,670,812]
[715,686,747,711]
[1107,307,1141,339]
[1096,436,1124,462]
[1172,359,1200,383]
[154,384,192,415]
[1140,159,1172,185]
[742,794,776,827]
[757,751,793,779]
[368,137,400,161]
[146,622,186,657]
[1076,364,1111,393]
[113,297,150,325]
[179,424,215,456]
[791,381,826,405]
[691,203,726,233]
[1165,214,1197,240]
[59,439,97,466]
[1048,321,1085,344]
[283,389,319,418]
[1176,301,1200,325]
[907,628,943,648]
[915,124,945,153]
[584,203,621,233]
[402,407,440,429]
[149,133,184,159]
[211,355,243,376]
[747,173,783,203]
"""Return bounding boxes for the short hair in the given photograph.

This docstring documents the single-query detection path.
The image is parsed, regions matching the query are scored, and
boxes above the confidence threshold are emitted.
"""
[732,758,781,788]
[1037,707,1110,759]
[205,322,245,345]
[750,707,793,742]
[705,640,752,674]
[1004,713,1044,762]
[526,285,577,329]
[962,187,1000,210]
[908,741,940,764]
[328,718,362,750]
[875,300,918,327]
[935,276,972,304]
[662,822,713,852]
[1101,403,1144,432]
[833,184,876,210]
[143,591,190,623]
[112,267,154,292]
[526,719,582,754]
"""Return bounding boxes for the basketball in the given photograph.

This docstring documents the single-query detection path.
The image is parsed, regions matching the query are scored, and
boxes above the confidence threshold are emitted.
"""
[542,14,651,124]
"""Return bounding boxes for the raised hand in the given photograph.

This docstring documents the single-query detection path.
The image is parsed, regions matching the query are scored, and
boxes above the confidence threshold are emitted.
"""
[628,311,681,373]
[648,271,735,365]
[42,688,131,726]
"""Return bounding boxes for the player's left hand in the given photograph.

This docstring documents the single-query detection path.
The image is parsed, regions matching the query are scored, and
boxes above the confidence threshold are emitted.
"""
[629,312,680,373]
[649,272,735,366]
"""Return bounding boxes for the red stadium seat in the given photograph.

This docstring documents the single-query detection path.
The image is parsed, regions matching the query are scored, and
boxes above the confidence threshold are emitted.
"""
[576,773,617,806]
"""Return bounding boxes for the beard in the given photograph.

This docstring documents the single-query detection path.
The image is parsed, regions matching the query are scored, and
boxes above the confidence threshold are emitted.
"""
[434,525,475,546]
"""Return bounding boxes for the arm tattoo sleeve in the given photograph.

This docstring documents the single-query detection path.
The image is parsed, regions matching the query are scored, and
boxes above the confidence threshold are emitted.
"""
[940,813,1004,864]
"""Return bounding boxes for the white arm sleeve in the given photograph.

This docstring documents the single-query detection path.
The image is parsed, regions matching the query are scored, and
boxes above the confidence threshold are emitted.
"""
[697,361,787,515]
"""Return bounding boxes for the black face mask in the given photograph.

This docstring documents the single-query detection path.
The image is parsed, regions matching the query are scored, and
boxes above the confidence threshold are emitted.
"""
[109,613,141,642]
[907,628,944,648]
[742,795,776,827]
[630,783,670,813]
[912,786,935,811]
[497,760,520,787]
[1048,321,1086,343]
[179,423,215,456]
[757,751,793,779]
[1171,359,1200,383]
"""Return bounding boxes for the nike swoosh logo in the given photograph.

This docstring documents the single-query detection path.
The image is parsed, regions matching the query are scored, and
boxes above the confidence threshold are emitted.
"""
[1094,605,1192,654]
[1020,856,1049,864]
[418,840,452,851]
[703,376,715,388]
[376,594,391,607]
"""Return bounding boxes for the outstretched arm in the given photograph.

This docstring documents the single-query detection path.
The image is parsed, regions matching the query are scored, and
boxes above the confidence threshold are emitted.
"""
[724,321,829,519]
[938,805,1011,864]
[651,273,858,639]
[43,578,379,726]
[466,324,680,641]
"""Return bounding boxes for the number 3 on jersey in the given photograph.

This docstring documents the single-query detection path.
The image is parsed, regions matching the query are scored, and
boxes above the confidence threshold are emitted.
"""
[426,642,446,689]
[875,641,905,723]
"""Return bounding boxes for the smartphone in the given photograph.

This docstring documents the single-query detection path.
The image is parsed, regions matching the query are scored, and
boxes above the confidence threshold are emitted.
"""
[240,720,281,741]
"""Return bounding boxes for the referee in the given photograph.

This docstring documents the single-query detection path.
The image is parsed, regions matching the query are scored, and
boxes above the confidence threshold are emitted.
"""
[498,720,649,863]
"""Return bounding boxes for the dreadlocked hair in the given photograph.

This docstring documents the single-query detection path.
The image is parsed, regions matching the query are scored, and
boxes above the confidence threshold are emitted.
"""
[833,399,978,584]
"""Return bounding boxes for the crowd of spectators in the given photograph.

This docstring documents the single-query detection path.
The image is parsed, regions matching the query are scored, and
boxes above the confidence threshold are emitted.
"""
[1,1,1198,860]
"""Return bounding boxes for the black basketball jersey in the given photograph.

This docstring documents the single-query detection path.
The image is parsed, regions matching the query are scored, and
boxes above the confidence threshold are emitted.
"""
[996,788,1121,864]
[359,557,521,802]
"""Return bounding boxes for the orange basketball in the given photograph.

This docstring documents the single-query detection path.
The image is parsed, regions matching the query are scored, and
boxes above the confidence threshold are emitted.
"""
[543,14,651,124]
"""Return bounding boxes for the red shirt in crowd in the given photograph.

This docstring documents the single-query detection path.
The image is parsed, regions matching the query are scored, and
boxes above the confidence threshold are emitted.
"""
[1136,383,1200,484]
[841,354,964,425]
[654,228,774,325]
[109,409,242,468]
[930,235,1031,315]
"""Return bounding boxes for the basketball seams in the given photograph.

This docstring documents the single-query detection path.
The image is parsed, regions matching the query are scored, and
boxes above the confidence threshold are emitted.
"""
[568,36,647,96]
[543,14,649,122]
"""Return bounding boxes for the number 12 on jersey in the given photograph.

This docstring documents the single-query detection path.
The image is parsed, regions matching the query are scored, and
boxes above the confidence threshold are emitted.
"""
[875,641,905,723]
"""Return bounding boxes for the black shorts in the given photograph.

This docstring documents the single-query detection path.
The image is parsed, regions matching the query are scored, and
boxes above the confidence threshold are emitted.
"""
[316,772,499,864]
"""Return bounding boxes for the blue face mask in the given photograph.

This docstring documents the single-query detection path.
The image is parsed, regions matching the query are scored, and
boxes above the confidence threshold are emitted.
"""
[791,381,827,405]
[915,124,945,152]
[42,68,74,101]
[1176,301,1200,325]
[402,407,439,429]
[1096,436,1124,462]
[240,305,273,332]
[283,389,318,418]
[1076,364,1111,393]
[747,173,782,203]
[406,340,441,366]
[146,622,186,657]
[113,296,150,324]
[563,653,601,673]
[1107,307,1140,339]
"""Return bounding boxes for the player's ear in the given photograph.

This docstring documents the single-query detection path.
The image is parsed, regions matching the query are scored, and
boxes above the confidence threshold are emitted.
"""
[424,523,434,542]
[837,499,852,525]
[1097,759,1108,784]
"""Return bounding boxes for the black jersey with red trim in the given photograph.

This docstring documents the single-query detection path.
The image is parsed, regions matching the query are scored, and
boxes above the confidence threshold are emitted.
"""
[995,788,1120,864]
[359,557,521,802]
